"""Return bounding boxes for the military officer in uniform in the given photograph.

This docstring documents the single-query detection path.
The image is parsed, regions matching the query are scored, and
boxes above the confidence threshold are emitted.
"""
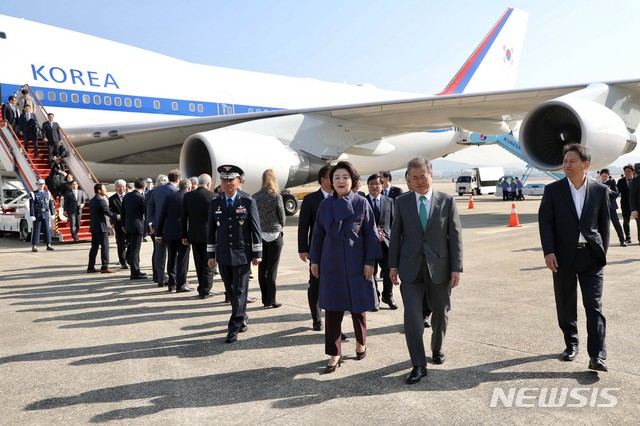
[207,165,262,344]
[29,178,55,252]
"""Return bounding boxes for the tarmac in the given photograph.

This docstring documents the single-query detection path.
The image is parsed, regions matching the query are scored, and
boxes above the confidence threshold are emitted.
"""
[1,181,639,425]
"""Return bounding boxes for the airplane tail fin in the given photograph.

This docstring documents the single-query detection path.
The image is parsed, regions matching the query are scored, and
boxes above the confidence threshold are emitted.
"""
[438,8,529,95]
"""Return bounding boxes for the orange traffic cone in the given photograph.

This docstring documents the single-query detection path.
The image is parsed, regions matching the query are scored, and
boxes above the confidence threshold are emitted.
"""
[508,203,521,227]
[468,194,475,209]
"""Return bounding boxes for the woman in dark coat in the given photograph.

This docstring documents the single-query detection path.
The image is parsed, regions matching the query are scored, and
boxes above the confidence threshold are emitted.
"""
[310,161,382,373]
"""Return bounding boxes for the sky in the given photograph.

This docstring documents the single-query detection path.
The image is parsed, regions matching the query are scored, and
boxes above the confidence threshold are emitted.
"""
[3,0,640,167]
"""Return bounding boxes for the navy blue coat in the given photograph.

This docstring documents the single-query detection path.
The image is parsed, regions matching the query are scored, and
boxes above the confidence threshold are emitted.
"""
[157,189,187,240]
[207,192,262,266]
[309,192,382,313]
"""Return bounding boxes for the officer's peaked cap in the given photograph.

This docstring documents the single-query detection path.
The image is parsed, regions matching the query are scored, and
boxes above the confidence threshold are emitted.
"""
[217,164,244,180]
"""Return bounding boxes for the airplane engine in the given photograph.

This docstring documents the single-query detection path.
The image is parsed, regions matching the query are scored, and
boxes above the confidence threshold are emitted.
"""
[520,98,636,171]
[180,129,325,206]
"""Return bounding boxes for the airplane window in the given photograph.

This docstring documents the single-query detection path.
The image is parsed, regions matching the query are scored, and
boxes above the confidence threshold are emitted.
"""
[60,92,68,102]
[197,104,204,113]
[171,101,178,111]
[36,90,44,100]
[114,97,122,106]
[82,94,90,104]
[104,96,112,106]
[189,103,195,112]
[71,93,79,103]
[248,108,253,113]
[48,92,56,101]
[153,100,160,109]
[124,98,132,107]
[134,99,142,108]
[93,95,101,105]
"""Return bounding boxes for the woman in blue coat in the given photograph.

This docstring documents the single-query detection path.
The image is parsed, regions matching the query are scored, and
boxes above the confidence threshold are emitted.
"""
[310,161,382,373]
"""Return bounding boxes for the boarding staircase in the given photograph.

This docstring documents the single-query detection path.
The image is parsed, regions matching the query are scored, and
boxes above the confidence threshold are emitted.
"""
[0,84,98,242]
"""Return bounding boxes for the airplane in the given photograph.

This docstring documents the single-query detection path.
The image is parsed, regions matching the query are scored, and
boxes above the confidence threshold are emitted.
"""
[0,7,637,210]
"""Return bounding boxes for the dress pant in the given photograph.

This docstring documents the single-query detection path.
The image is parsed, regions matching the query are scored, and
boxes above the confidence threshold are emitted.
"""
[68,212,79,239]
[166,239,190,288]
[258,234,284,305]
[192,242,213,296]
[307,267,322,324]
[552,247,607,359]
[621,212,631,241]
[24,130,38,155]
[153,238,168,283]
[609,208,625,243]
[219,263,250,334]
[127,233,142,276]
[325,310,366,356]
[88,231,109,269]
[31,216,52,245]
[47,141,60,163]
[373,244,393,301]
[401,258,451,367]
[114,224,128,265]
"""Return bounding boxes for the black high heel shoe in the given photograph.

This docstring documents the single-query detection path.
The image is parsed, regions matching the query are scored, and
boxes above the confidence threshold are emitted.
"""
[356,347,367,360]
[324,356,343,374]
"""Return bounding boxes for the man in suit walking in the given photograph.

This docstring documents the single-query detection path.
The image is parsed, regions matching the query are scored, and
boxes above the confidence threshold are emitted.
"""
[619,164,636,243]
[181,173,216,299]
[539,143,609,372]
[87,183,117,274]
[365,173,397,310]
[62,180,87,241]
[2,95,19,131]
[19,104,39,156]
[41,113,63,163]
[380,170,403,199]
[207,165,262,344]
[389,156,463,384]
[599,169,626,246]
[109,179,129,268]
[121,178,147,280]
[148,170,179,286]
[157,178,193,293]
[297,164,333,331]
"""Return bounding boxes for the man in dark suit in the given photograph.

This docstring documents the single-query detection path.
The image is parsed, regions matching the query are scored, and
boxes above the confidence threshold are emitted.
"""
[2,95,19,131]
[539,143,609,372]
[19,104,39,156]
[366,173,397,310]
[87,183,117,274]
[121,178,147,280]
[181,173,216,299]
[62,180,87,241]
[380,170,403,199]
[109,179,129,268]
[148,170,180,286]
[207,165,262,344]
[619,164,635,243]
[389,157,463,384]
[599,169,626,246]
[297,164,332,331]
[41,113,63,163]
[157,178,193,293]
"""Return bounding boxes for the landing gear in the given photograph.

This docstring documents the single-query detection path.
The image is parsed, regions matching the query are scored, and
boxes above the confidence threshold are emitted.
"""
[282,191,299,216]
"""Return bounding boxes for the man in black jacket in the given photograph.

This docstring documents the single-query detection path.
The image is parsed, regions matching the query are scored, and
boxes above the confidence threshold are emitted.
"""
[109,179,129,268]
[181,173,216,299]
[42,113,62,163]
[618,164,635,244]
[87,183,118,274]
[121,178,147,280]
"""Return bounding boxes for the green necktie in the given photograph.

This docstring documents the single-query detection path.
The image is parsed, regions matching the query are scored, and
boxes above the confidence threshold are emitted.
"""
[419,195,427,231]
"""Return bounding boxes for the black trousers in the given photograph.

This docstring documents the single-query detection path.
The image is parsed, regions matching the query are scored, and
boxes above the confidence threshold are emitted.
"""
[191,242,213,295]
[308,267,322,324]
[373,244,393,301]
[553,247,607,359]
[153,238,167,283]
[609,208,625,243]
[621,212,631,241]
[219,263,250,334]
[258,234,284,305]
[67,212,79,239]
[127,233,142,276]
[88,231,109,269]
[114,224,128,265]
[24,130,38,155]
[166,239,190,288]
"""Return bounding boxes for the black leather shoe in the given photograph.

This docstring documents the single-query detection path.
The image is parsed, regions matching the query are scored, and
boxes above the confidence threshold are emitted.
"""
[424,317,431,328]
[120,263,129,269]
[199,291,214,299]
[239,323,248,333]
[381,296,398,310]
[225,332,237,344]
[46,245,54,251]
[177,285,195,292]
[324,356,343,374]
[406,366,427,384]
[341,333,348,341]
[87,268,99,273]
[167,286,176,293]
[356,348,367,360]
[32,247,38,252]
[157,280,168,288]
[129,275,147,280]
[620,241,628,247]
[588,357,608,372]
[312,321,323,331]
[561,346,578,361]
[432,351,445,364]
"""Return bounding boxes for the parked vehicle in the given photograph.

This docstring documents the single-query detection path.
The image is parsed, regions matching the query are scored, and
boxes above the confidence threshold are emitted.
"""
[455,167,504,196]
[524,183,545,196]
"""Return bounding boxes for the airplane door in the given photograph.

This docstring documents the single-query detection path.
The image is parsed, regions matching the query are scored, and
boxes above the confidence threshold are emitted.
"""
[216,93,235,116]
